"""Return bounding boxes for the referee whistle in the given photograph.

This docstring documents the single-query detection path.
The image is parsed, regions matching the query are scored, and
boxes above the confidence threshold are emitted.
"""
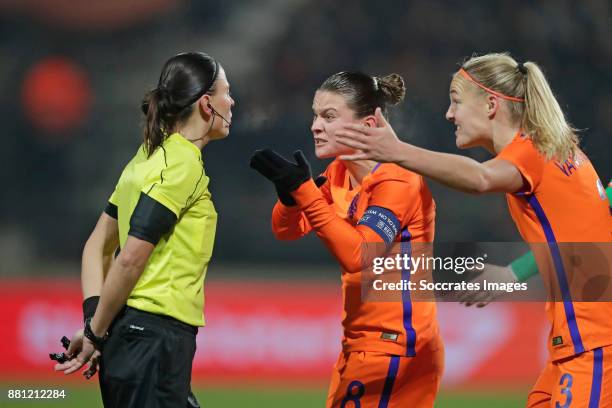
[49,336,71,364]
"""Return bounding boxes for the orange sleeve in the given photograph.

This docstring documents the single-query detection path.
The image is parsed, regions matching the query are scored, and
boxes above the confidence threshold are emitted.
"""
[366,176,423,226]
[496,136,545,194]
[270,174,332,241]
[271,203,312,240]
[291,175,419,273]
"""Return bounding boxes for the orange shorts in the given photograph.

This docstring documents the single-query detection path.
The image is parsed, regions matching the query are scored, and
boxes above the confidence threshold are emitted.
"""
[326,348,444,408]
[528,346,612,408]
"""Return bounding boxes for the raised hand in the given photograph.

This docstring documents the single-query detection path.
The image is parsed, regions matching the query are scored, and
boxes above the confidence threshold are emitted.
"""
[336,107,405,162]
[250,149,314,205]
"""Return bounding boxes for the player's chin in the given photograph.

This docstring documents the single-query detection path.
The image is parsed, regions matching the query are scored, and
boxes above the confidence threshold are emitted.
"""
[314,146,334,159]
[455,134,471,150]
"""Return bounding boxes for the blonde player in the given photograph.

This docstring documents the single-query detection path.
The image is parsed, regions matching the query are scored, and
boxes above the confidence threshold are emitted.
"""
[336,53,611,407]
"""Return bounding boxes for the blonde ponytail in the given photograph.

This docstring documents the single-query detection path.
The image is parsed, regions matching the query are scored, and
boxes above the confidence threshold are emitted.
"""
[461,53,578,161]
[521,62,578,161]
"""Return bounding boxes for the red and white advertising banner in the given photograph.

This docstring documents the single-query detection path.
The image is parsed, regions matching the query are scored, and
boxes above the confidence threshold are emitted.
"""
[0,279,548,387]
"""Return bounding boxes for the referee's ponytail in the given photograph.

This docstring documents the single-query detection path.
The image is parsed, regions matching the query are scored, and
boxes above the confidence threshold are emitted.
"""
[141,88,164,157]
[141,52,220,157]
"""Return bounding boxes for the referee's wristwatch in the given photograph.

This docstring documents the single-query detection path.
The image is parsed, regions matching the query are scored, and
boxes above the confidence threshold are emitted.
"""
[84,318,108,350]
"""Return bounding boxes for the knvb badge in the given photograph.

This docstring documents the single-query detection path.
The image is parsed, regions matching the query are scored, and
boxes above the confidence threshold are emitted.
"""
[380,332,399,342]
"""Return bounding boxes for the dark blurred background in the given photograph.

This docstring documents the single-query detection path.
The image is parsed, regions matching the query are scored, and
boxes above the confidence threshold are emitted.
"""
[1,0,610,276]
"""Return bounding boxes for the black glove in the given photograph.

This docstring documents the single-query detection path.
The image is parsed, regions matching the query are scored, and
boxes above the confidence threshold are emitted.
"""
[276,175,328,206]
[250,149,315,205]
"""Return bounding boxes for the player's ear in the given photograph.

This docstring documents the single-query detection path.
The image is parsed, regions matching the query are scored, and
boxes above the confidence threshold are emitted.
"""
[487,94,499,118]
[199,95,212,115]
[362,115,377,128]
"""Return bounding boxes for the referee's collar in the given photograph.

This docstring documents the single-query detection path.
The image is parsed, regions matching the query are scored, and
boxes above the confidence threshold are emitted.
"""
[170,132,203,159]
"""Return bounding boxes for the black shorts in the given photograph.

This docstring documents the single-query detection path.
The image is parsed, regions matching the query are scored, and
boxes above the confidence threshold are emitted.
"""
[98,307,198,408]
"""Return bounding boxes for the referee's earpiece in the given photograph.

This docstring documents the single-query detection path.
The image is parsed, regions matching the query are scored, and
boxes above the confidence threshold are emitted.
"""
[206,102,231,126]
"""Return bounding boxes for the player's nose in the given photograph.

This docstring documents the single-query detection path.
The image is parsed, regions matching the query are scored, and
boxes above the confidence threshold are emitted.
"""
[445,106,454,122]
[311,117,323,134]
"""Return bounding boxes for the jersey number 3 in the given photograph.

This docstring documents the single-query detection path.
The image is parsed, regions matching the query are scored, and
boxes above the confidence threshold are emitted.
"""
[555,373,573,408]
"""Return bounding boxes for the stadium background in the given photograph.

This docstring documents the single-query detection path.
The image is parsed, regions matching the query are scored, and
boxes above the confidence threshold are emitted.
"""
[0,0,610,406]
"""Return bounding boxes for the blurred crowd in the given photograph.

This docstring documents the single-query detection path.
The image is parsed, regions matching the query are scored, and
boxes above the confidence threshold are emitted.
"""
[0,0,610,274]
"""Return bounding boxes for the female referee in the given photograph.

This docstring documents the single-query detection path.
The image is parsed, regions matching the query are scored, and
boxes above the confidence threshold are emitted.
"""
[250,71,444,407]
[54,52,234,408]
[335,53,611,407]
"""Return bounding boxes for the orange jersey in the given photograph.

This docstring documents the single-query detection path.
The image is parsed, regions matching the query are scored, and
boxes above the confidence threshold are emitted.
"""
[527,345,612,408]
[497,132,612,361]
[326,347,444,408]
[272,159,440,357]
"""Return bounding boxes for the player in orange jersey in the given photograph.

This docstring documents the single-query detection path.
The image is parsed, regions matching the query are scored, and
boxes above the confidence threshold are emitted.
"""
[459,177,610,307]
[335,53,612,407]
[250,71,444,408]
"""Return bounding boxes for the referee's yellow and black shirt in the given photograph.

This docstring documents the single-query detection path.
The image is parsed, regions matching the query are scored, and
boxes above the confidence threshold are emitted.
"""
[108,132,217,327]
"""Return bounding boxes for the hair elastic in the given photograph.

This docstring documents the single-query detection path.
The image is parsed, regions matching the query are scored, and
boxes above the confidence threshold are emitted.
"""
[458,68,525,103]
[372,76,379,90]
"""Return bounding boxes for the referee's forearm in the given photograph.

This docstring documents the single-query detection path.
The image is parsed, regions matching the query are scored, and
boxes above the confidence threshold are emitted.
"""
[81,212,120,299]
[81,240,114,299]
[90,258,145,335]
[90,237,154,336]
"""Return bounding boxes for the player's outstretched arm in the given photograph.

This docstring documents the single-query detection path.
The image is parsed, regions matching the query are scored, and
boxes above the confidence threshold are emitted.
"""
[336,108,524,194]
